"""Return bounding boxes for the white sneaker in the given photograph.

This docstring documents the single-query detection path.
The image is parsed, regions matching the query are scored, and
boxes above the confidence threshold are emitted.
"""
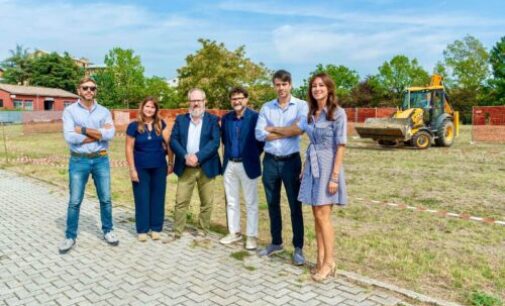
[219,233,242,245]
[58,238,75,254]
[245,236,257,250]
[104,231,119,246]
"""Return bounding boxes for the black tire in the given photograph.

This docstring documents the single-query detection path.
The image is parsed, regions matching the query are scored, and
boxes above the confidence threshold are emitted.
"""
[378,140,398,147]
[435,120,455,147]
[412,131,431,149]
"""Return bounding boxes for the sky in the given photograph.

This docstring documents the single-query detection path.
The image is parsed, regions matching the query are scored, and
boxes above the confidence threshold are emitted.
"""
[1,0,504,86]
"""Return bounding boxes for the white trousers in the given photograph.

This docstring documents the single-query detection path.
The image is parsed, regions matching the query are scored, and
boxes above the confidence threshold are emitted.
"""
[223,161,259,237]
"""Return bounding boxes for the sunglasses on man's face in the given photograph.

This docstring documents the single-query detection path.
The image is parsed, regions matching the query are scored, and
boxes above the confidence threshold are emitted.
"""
[81,86,97,92]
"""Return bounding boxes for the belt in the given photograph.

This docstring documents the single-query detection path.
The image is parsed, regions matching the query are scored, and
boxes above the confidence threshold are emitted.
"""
[265,152,299,161]
[71,150,107,158]
[229,157,243,162]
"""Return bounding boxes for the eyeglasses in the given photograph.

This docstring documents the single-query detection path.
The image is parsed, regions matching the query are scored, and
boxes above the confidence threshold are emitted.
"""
[81,86,97,92]
[231,96,246,102]
[189,99,205,104]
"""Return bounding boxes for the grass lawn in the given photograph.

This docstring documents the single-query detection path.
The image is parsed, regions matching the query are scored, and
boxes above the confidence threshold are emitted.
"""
[0,124,504,304]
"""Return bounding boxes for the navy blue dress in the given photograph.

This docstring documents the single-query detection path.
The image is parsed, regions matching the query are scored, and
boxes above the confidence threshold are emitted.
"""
[126,121,168,234]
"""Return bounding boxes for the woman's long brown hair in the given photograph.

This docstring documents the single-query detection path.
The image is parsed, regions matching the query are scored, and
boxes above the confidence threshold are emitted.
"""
[136,97,162,135]
[307,72,338,123]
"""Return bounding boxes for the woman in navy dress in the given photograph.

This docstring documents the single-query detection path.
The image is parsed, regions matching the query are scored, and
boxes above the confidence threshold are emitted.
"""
[125,97,174,242]
[298,73,348,281]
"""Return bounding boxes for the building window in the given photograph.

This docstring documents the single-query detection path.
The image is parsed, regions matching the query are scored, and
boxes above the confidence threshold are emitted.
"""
[0,99,3,108]
[13,100,23,109]
[63,101,73,108]
[24,100,33,111]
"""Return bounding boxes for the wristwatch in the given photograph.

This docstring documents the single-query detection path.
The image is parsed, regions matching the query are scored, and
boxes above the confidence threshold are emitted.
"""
[81,127,87,135]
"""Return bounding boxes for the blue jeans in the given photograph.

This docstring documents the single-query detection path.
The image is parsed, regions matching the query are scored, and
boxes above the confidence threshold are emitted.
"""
[132,166,167,233]
[65,156,113,239]
[262,153,304,248]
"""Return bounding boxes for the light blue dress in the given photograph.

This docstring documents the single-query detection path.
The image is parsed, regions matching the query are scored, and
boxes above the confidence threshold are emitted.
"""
[298,107,348,206]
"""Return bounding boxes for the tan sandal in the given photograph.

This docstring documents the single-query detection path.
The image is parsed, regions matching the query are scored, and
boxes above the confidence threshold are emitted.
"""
[138,234,148,242]
[311,262,336,282]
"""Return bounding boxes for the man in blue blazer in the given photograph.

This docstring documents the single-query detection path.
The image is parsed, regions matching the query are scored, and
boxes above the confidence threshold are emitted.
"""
[168,88,222,240]
[219,87,264,250]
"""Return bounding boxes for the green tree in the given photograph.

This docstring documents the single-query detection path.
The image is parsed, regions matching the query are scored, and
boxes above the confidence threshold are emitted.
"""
[293,64,359,104]
[442,35,490,91]
[144,76,179,108]
[176,39,273,109]
[488,36,505,105]
[439,35,490,121]
[348,75,389,107]
[376,55,430,105]
[28,52,83,93]
[95,48,145,109]
[1,45,32,85]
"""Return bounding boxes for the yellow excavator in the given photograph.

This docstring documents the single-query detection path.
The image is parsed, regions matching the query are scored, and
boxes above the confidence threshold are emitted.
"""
[355,75,459,149]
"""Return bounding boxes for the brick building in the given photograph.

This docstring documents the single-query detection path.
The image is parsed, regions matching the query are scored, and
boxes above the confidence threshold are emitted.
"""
[0,84,79,111]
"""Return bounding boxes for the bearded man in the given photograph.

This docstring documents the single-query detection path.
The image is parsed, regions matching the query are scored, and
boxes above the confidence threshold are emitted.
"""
[166,88,222,241]
[219,87,264,250]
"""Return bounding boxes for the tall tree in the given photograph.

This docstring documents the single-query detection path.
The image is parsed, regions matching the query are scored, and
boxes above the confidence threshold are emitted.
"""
[144,76,179,109]
[1,45,32,85]
[29,52,83,93]
[348,75,389,107]
[176,39,273,109]
[293,64,359,105]
[95,48,145,109]
[376,55,430,105]
[439,35,490,121]
[488,36,505,105]
[442,35,490,90]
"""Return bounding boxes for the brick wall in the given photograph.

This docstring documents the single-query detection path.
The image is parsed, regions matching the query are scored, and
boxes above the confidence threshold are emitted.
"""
[472,106,505,143]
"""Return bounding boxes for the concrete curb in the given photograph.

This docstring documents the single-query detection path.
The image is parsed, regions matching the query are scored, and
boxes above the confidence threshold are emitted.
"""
[337,270,461,306]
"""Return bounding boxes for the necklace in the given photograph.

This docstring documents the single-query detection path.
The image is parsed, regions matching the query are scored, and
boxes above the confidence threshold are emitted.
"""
[146,123,153,140]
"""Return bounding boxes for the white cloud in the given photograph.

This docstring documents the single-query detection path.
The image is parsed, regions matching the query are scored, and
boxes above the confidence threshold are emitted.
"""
[1,0,502,85]
[219,0,505,28]
[0,0,202,77]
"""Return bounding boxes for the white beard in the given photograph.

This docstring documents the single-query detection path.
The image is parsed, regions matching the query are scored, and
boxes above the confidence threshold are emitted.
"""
[190,107,205,118]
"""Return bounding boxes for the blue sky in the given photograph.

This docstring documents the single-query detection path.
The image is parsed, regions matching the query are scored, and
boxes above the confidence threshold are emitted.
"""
[1,0,504,86]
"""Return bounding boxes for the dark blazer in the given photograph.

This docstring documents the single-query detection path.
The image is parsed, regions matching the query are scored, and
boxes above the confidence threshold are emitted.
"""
[221,108,264,179]
[170,112,222,178]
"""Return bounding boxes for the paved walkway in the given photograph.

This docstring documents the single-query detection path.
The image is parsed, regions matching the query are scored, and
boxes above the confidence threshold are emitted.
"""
[0,170,405,306]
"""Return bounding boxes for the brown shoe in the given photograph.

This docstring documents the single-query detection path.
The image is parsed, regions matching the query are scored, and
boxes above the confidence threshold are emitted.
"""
[162,233,181,244]
[150,231,161,240]
[138,234,148,242]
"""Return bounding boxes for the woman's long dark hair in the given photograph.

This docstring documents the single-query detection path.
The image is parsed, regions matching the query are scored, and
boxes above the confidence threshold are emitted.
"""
[136,96,162,135]
[307,72,338,123]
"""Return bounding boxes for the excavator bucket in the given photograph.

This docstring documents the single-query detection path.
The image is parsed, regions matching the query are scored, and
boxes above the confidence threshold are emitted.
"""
[355,118,410,141]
